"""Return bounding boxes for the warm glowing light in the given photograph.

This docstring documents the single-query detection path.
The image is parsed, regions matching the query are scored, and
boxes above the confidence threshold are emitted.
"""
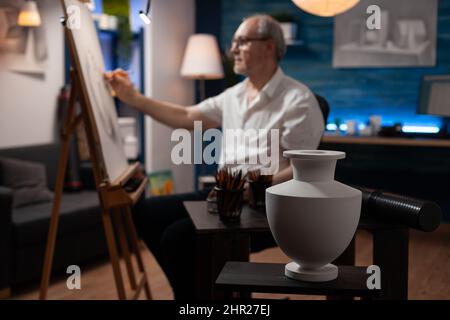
[292,0,360,17]
[180,34,224,80]
[17,1,41,27]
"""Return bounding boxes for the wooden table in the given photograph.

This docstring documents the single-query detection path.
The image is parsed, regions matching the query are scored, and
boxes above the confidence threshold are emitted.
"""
[184,201,270,299]
[184,201,409,300]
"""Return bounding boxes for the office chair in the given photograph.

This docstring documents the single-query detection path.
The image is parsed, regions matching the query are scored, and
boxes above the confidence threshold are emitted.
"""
[314,93,330,126]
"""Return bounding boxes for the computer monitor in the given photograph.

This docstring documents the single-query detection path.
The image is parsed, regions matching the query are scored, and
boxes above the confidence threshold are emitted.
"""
[418,74,450,117]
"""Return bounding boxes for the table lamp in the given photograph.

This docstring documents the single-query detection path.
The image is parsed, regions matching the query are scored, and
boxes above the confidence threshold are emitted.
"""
[180,34,224,101]
[18,0,41,27]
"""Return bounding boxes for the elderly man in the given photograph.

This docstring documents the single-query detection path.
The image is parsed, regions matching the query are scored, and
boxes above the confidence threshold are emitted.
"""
[105,14,324,299]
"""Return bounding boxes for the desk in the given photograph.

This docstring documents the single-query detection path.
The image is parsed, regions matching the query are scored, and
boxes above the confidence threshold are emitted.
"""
[321,135,450,148]
[184,201,409,300]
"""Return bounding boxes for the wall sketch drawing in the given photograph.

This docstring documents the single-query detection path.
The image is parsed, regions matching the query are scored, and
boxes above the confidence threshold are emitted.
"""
[63,0,128,182]
[0,1,48,74]
[333,0,437,68]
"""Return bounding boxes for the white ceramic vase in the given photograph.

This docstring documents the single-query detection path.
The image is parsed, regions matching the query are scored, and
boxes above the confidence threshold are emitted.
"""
[265,150,362,282]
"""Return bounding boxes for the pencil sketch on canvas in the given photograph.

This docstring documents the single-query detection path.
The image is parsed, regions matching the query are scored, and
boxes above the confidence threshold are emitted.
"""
[333,0,437,68]
[63,0,128,182]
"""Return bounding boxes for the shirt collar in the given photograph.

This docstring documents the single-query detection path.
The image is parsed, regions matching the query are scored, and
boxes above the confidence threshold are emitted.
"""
[236,67,284,99]
[260,67,284,98]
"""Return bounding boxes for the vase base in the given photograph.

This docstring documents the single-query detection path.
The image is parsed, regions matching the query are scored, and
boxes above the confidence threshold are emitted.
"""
[285,262,338,282]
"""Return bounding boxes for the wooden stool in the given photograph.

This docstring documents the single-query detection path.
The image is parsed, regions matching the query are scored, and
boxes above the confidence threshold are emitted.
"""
[215,262,380,299]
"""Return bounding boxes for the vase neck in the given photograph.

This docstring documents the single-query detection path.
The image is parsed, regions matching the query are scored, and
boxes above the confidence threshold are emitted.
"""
[292,159,337,182]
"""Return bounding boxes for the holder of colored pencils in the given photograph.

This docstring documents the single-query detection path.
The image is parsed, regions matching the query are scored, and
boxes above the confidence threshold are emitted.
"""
[214,168,247,222]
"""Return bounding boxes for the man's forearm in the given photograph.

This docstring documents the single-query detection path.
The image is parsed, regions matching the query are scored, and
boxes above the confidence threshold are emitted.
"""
[272,166,293,185]
[131,94,194,129]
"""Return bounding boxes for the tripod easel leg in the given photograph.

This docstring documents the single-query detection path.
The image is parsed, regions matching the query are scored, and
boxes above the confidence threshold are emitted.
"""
[39,75,79,300]
[102,209,127,300]
[124,206,152,299]
[112,207,137,290]
[39,138,71,300]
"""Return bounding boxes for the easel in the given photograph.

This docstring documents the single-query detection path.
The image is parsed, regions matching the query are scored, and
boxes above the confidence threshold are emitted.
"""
[39,18,152,300]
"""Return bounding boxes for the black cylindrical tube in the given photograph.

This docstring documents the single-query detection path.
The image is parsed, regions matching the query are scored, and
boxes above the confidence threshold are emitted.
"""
[358,187,442,232]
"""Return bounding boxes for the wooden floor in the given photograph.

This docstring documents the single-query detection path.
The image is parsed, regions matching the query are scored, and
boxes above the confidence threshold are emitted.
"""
[12,224,450,300]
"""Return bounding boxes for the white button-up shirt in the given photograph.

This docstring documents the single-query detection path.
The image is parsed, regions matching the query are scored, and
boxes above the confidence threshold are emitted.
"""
[197,67,325,174]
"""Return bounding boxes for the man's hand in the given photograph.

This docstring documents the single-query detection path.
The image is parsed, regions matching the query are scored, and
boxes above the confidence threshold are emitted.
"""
[104,69,140,105]
[104,69,219,130]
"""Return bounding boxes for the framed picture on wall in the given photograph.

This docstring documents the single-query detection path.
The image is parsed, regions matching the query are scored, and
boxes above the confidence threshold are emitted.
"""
[333,0,437,68]
[0,1,48,74]
[418,75,450,118]
[147,170,175,196]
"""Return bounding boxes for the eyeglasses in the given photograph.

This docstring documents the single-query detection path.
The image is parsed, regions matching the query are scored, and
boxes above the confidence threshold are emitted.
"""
[231,37,270,49]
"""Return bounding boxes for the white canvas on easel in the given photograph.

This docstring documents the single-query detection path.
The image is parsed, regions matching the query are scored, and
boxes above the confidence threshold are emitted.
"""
[63,0,128,182]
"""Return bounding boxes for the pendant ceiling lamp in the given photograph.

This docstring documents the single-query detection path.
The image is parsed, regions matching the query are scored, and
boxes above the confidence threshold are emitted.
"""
[292,0,360,17]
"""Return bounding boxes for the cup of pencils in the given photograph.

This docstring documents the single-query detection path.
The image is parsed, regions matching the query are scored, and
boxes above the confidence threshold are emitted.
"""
[214,168,247,223]
[247,169,273,211]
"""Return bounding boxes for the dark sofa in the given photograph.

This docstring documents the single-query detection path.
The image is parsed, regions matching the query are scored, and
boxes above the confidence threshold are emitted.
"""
[0,143,108,295]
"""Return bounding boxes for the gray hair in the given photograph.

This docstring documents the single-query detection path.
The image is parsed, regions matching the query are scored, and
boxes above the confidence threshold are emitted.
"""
[245,14,287,61]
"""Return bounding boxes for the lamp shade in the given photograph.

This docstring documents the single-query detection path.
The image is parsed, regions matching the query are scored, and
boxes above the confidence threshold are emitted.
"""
[292,0,360,17]
[180,34,224,80]
[18,1,41,27]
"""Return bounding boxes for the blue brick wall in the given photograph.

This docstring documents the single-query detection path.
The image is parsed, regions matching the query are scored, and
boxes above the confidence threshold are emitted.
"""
[221,0,450,127]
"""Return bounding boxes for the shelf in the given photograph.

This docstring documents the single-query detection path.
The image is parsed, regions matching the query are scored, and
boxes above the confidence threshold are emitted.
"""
[216,262,380,298]
[286,39,305,46]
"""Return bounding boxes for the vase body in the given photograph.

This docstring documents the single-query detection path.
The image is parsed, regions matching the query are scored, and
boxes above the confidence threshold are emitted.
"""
[266,150,362,281]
